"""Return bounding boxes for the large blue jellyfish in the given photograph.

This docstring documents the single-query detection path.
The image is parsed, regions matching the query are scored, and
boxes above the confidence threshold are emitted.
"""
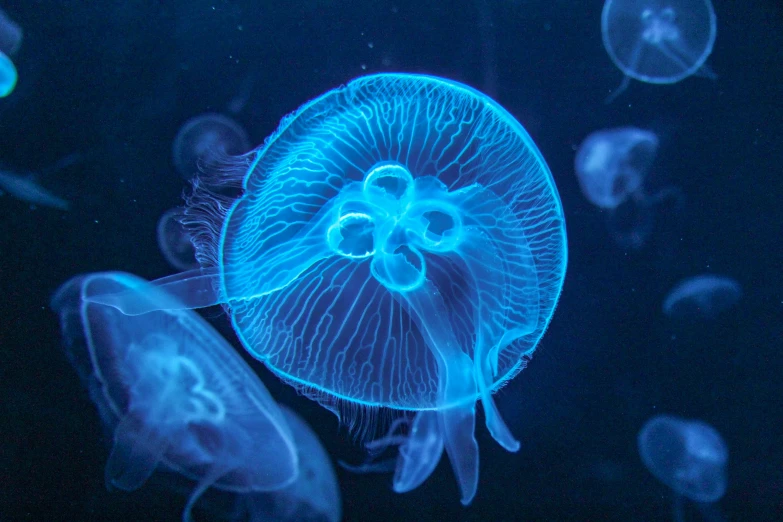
[90,73,568,504]
[51,272,299,521]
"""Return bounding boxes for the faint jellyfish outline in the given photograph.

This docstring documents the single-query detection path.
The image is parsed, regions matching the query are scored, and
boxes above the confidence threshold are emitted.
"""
[157,207,199,271]
[663,274,742,319]
[0,6,22,56]
[50,272,299,522]
[638,415,728,521]
[172,113,251,180]
[574,126,682,248]
[241,406,342,522]
[602,0,718,103]
[0,50,17,97]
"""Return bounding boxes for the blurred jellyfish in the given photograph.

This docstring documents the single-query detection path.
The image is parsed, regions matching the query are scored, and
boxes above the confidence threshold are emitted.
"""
[0,50,16,97]
[663,275,742,319]
[0,166,69,209]
[157,207,198,271]
[172,113,251,180]
[50,272,299,522]
[602,0,718,103]
[239,406,341,522]
[0,7,22,57]
[638,415,728,521]
[574,127,682,248]
[87,73,568,505]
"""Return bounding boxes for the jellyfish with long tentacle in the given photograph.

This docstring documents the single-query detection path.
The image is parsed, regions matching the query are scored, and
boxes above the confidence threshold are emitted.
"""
[51,272,299,522]
[86,74,568,504]
[602,0,718,103]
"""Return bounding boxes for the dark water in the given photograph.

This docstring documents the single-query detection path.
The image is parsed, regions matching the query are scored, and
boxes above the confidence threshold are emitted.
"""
[1,0,781,520]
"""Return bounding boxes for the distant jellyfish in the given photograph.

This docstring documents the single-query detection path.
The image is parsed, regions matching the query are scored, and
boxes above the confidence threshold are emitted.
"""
[0,7,22,57]
[157,207,198,271]
[0,50,17,97]
[574,126,682,248]
[574,127,658,210]
[172,113,251,180]
[638,415,728,520]
[50,272,299,522]
[602,0,718,103]
[663,274,742,319]
[241,406,342,522]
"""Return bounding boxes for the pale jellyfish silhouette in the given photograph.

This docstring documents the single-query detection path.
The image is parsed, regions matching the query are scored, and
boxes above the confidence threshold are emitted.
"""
[0,154,78,210]
[239,406,342,522]
[663,275,741,319]
[0,7,22,56]
[638,415,728,521]
[157,207,199,271]
[172,113,251,180]
[602,0,718,103]
[574,127,682,248]
[50,272,299,522]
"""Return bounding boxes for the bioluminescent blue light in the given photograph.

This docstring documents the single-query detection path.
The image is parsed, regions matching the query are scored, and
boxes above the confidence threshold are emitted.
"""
[638,414,728,515]
[157,207,199,271]
[574,126,682,249]
[0,50,17,98]
[662,274,742,319]
[50,272,299,522]
[88,73,568,505]
[574,127,658,210]
[240,406,342,522]
[172,113,250,180]
[602,0,718,102]
[0,7,22,57]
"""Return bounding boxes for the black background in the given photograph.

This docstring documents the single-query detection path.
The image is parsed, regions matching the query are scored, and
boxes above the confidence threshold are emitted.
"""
[1,0,781,520]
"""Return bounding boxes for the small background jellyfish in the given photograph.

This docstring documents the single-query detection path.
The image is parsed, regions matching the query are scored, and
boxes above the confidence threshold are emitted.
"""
[574,126,682,248]
[638,415,728,521]
[663,274,742,320]
[157,207,199,271]
[602,0,718,102]
[50,272,299,522]
[172,113,251,180]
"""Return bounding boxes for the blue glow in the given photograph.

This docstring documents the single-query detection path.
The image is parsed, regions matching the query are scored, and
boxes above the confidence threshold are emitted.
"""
[87,73,568,505]
[51,272,299,522]
[0,50,17,97]
[638,415,728,503]
[602,0,718,102]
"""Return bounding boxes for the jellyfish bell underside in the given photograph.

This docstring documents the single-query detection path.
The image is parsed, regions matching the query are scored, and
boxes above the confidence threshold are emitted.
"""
[638,415,728,503]
[51,272,299,522]
[88,73,568,505]
[172,113,251,180]
[601,0,718,102]
[663,274,741,319]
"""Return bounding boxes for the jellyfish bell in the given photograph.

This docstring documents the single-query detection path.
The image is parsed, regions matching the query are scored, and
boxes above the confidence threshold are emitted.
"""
[574,127,659,210]
[50,272,299,522]
[602,0,718,102]
[88,73,568,505]
[663,274,742,319]
[172,113,251,180]
[638,415,728,503]
[157,207,199,271]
